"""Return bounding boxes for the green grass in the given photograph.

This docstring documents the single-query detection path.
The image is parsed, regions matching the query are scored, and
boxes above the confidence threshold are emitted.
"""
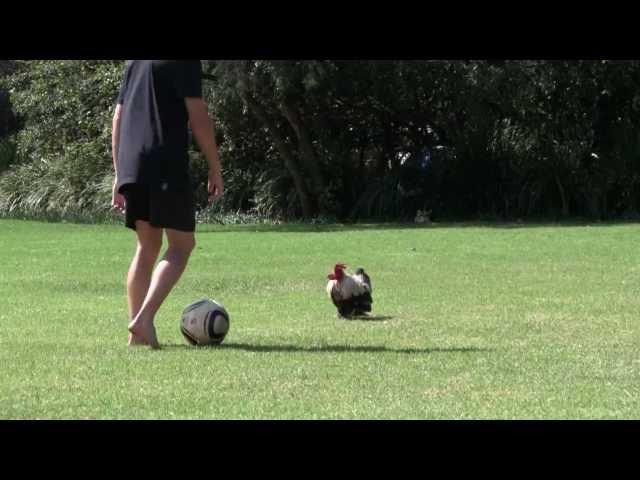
[1,219,639,419]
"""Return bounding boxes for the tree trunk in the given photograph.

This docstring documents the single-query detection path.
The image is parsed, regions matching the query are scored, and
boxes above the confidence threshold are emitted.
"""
[555,174,569,217]
[240,91,316,218]
[376,121,394,175]
[280,99,325,200]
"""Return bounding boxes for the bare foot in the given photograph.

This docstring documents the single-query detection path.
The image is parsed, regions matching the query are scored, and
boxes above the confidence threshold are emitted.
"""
[128,319,161,350]
[128,332,147,346]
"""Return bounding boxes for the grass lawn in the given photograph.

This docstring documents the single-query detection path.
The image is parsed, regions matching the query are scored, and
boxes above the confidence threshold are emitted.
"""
[0,219,638,419]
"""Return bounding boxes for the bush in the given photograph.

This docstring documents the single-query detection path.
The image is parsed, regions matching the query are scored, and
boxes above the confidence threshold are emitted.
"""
[0,61,123,220]
[0,136,16,173]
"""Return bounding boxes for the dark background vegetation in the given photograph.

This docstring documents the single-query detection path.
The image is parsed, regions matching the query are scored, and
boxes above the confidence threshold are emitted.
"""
[2,60,640,223]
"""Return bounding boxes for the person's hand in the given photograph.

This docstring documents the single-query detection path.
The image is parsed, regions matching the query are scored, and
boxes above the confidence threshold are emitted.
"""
[112,181,125,214]
[207,170,224,204]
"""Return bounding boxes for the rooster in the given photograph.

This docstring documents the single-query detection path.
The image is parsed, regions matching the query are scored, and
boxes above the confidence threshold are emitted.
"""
[326,263,373,318]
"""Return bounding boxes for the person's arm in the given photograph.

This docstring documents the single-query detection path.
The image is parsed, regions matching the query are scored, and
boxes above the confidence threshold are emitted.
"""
[111,104,125,212]
[112,104,122,176]
[185,97,224,203]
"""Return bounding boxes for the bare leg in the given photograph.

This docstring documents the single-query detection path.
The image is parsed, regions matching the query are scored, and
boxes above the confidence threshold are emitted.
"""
[128,228,196,349]
[127,220,162,346]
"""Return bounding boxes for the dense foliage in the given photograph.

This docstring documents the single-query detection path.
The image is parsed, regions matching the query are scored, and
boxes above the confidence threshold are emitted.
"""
[2,60,640,222]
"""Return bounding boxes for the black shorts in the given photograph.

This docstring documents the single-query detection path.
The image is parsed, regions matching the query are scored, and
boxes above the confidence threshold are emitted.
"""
[121,183,196,232]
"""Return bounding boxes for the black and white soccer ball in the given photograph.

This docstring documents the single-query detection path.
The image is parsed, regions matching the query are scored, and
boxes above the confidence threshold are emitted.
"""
[181,299,230,346]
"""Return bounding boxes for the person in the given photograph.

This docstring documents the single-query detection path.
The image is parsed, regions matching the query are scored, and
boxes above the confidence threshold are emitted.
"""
[111,60,224,349]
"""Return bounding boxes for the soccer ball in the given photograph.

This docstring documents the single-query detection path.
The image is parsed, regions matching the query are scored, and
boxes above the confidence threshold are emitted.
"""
[181,299,230,346]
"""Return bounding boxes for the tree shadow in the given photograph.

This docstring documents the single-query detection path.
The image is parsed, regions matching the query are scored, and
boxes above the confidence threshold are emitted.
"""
[161,341,492,355]
[196,220,640,234]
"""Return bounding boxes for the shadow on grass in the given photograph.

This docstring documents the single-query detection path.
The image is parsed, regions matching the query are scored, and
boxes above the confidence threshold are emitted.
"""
[342,315,395,322]
[161,342,491,355]
[196,220,640,234]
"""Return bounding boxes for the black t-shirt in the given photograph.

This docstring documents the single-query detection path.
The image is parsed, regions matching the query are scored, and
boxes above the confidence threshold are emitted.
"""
[115,60,202,193]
